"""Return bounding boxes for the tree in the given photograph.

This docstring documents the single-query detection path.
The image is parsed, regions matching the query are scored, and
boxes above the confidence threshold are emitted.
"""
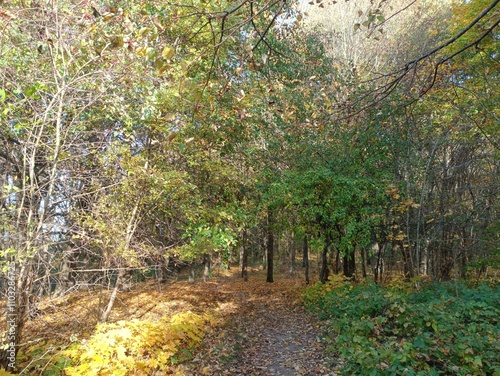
[0,0,298,369]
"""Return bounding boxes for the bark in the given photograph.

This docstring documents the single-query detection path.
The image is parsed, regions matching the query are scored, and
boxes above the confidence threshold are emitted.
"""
[333,248,340,274]
[101,268,125,322]
[400,243,413,279]
[188,261,196,283]
[302,235,308,268]
[360,246,367,279]
[53,251,76,298]
[343,249,356,279]
[156,255,170,283]
[101,196,141,319]
[319,233,331,283]
[241,232,248,281]
[203,253,211,282]
[266,209,274,283]
[303,236,310,285]
[374,243,386,284]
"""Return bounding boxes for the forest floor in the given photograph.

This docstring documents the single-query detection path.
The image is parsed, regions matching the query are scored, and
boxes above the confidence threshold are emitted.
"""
[174,269,336,376]
[22,267,337,375]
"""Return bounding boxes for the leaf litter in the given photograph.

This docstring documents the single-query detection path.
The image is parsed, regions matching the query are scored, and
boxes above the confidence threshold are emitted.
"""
[21,268,338,375]
[175,269,337,375]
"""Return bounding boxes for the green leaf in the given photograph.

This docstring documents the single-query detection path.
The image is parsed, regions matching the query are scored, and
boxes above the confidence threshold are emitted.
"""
[146,47,157,61]
[0,89,6,102]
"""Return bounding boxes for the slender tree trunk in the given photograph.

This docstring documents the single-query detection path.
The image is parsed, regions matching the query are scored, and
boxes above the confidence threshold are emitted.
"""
[267,209,274,283]
[203,253,211,282]
[360,246,367,280]
[320,233,331,283]
[374,243,386,284]
[241,232,248,281]
[333,248,340,274]
[157,255,170,283]
[401,243,413,279]
[188,261,196,283]
[101,195,141,318]
[343,249,356,279]
[53,250,76,298]
[101,268,124,322]
[302,235,308,268]
[303,236,310,285]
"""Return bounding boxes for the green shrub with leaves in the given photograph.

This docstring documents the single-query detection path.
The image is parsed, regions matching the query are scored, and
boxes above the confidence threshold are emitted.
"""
[304,280,499,375]
[64,312,207,375]
[16,343,72,376]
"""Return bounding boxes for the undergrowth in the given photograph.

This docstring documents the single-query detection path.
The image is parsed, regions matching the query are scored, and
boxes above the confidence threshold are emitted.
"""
[63,311,209,375]
[17,312,210,376]
[303,276,499,376]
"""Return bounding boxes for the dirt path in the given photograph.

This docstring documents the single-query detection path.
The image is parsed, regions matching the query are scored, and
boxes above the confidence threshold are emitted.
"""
[27,269,336,375]
[178,271,337,376]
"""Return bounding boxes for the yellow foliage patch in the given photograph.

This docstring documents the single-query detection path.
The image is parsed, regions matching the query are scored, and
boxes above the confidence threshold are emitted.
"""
[63,311,207,375]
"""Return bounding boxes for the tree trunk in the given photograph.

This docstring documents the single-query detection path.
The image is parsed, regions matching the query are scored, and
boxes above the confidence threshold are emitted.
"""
[320,233,331,283]
[374,243,386,284]
[266,209,274,283]
[302,235,308,267]
[241,232,248,281]
[303,236,310,285]
[400,243,413,279]
[53,251,76,298]
[343,249,356,279]
[333,248,340,274]
[203,253,211,282]
[157,255,170,283]
[101,268,125,322]
[188,261,196,283]
[360,246,367,280]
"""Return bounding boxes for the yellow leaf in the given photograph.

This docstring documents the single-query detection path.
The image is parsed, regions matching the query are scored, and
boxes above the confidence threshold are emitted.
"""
[136,46,147,56]
[162,46,175,59]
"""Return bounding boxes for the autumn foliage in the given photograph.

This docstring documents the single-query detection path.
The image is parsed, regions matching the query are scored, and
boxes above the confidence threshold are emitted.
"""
[63,312,208,375]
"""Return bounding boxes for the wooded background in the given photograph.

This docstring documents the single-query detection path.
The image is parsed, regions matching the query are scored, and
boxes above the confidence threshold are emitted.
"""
[0,0,498,369]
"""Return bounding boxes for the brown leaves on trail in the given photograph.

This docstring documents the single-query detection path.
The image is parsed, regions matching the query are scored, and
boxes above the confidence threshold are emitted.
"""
[231,305,331,376]
[22,269,336,375]
[178,270,337,375]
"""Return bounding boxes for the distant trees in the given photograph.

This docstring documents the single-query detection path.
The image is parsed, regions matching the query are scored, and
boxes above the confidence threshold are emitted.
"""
[301,0,499,281]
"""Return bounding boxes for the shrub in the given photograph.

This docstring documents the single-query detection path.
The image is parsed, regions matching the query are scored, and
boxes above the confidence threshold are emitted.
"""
[64,311,207,375]
[304,280,500,375]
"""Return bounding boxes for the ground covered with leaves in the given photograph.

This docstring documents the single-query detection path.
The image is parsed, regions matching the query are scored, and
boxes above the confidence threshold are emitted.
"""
[13,270,499,375]
[18,268,335,375]
[178,271,336,375]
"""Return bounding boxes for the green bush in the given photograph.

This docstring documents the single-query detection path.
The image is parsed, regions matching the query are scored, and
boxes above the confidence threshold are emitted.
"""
[304,280,499,375]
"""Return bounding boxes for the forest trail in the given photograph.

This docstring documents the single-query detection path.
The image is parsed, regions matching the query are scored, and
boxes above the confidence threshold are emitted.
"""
[26,268,336,375]
[175,269,336,375]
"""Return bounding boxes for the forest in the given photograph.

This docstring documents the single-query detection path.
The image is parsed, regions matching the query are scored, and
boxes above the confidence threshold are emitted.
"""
[0,0,498,374]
